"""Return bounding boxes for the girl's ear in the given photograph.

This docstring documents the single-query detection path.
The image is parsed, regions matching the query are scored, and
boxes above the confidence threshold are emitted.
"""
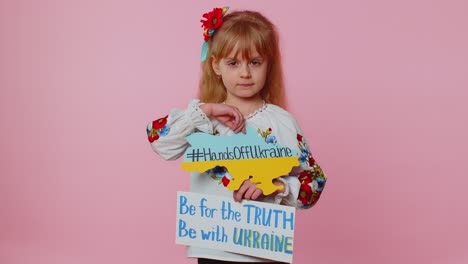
[211,56,221,75]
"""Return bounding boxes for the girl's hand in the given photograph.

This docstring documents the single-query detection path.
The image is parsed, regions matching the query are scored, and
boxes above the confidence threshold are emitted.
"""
[233,179,263,202]
[233,179,285,202]
[200,103,246,134]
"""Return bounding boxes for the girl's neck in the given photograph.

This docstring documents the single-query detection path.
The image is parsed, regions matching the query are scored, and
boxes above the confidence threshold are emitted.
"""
[224,96,265,117]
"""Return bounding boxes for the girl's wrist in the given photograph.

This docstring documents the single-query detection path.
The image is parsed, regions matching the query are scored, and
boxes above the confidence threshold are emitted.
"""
[199,103,212,117]
[272,179,285,194]
[272,178,290,205]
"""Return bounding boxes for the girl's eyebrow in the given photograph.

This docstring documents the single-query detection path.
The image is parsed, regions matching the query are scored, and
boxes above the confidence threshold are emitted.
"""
[250,53,262,58]
[225,56,263,61]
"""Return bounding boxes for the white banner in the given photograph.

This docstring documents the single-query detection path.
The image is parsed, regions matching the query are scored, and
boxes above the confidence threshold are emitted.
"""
[176,191,296,263]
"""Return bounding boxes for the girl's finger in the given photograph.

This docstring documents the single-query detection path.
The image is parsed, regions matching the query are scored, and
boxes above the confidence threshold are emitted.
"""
[233,189,243,202]
[251,189,263,200]
[244,185,257,200]
[234,112,245,133]
[224,120,236,131]
[233,108,243,127]
[234,181,250,202]
[233,120,242,133]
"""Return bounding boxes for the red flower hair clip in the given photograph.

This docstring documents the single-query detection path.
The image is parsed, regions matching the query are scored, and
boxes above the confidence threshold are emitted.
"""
[200,6,229,61]
[200,7,229,41]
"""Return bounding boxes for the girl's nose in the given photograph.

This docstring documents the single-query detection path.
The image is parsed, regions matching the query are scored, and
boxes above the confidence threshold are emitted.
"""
[240,63,251,78]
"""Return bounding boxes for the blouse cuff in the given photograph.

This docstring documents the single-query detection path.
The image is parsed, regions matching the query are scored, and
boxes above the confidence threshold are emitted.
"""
[273,176,302,207]
[185,99,213,134]
[273,177,290,204]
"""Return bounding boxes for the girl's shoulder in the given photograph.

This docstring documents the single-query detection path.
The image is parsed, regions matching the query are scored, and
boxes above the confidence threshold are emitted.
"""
[262,104,297,122]
[250,103,301,130]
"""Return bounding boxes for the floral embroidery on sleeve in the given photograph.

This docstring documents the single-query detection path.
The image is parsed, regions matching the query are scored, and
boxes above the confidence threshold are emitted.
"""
[297,134,314,166]
[298,166,326,208]
[147,115,170,143]
[297,134,327,208]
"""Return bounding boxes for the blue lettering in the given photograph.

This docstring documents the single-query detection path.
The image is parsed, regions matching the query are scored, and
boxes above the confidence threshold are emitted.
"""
[179,195,196,215]
[285,237,293,254]
[232,227,242,245]
[283,211,295,230]
[178,219,196,238]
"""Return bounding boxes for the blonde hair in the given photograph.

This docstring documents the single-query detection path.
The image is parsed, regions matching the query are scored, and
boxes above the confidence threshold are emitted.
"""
[198,10,286,108]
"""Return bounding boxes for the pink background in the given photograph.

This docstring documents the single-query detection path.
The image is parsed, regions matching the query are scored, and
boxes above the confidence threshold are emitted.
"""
[1,0,467,263]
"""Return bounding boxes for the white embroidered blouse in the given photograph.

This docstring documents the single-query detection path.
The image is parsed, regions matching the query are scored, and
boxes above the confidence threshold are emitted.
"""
[147,99,326,262]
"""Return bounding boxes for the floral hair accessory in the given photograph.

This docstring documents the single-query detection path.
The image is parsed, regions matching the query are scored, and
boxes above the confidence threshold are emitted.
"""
[200,6,229,62]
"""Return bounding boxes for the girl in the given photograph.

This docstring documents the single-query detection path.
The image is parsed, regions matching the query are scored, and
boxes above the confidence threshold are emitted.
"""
[147,7,327,264]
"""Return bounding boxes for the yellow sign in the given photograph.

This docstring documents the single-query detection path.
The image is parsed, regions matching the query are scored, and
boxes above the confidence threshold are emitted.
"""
[182,126,299,195]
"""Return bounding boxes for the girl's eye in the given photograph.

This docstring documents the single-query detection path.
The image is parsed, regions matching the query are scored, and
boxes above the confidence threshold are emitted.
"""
[251,60,262,66]
[227,61,238,66]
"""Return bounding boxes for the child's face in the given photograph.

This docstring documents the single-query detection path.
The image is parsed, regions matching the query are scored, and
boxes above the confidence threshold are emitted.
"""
[212,45,268,102]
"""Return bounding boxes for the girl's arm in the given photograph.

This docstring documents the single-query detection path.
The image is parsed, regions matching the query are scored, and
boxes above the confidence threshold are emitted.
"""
[260,120,327,209]
[200,103,246,134]
[285,126,327,209]
[147,100,246,160]
[147,100,214,160]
